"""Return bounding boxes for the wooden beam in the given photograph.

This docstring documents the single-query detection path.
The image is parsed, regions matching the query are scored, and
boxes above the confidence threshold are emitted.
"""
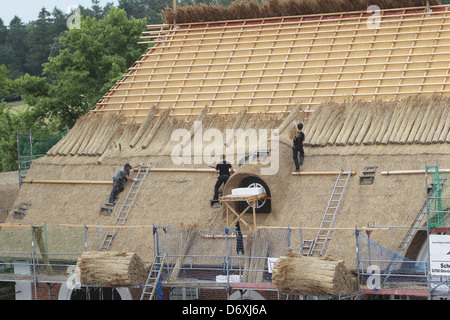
[133,168,215,173]
[22,179,112,185]
[381,169,450,175]
[292,171,356,176]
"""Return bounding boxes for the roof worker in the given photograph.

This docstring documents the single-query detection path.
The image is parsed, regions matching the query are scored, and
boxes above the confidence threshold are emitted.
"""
[292,123,305,172]
[212,154,234,202]
[107,162,142,205]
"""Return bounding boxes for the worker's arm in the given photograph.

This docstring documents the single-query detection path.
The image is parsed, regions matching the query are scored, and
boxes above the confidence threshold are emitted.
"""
[128,163,145,181]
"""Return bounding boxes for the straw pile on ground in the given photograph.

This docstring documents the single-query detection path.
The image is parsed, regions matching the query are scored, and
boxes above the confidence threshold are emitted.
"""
[76,251,149,287]
[272,251,357,297]
[162,0,439,24]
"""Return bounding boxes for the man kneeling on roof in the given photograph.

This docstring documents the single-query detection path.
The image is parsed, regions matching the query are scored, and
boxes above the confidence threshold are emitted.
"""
[106,162,142,205]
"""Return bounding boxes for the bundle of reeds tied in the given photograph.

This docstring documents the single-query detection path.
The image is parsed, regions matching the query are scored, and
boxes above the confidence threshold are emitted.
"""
[272,250,358,297]
[162,0,439,24]
[77,251,149,287]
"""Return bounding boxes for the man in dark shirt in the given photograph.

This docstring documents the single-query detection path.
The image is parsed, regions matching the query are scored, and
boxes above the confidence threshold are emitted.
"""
[292,123,305,172]
[213,154,234,201]
[107,163,141,205]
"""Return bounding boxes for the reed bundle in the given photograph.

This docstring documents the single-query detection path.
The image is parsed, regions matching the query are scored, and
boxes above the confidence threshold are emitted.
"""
[76,251,149,287]
[304,96,449,147]
[272,251,357,297]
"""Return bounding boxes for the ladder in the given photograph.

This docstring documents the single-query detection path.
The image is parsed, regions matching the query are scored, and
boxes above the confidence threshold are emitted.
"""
[99,231,116,251]
[114,164,151,225]
[99,163,151,251]
[140,254,167,300]
[301,169,352,256]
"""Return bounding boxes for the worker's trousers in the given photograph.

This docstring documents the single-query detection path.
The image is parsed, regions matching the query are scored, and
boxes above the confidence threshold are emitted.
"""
[293,146,305,171]
[109,179,124,203]
[213,175,229,200]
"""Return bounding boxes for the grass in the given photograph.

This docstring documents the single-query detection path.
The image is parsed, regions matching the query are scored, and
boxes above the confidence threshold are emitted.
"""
[4,101,31,115]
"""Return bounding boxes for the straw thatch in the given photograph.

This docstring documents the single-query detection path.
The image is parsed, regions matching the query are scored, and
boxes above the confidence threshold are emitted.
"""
[0,171,19,214]
[162,0,440,24]
[304,96,450,147]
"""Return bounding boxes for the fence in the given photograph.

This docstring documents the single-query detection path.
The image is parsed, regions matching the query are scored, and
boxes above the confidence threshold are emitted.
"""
[0,224,291,287]
[153,225,291,286]
[0,225,86,283]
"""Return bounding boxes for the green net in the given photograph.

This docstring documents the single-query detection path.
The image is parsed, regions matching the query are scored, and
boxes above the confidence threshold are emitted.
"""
[18,130,68,160]
[427,164,450,229]
[17,130,68,183]
[0,225,86,279]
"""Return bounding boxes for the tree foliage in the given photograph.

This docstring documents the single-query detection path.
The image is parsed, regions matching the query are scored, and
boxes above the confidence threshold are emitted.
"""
[1,0,231,172]
[15,7,146,130]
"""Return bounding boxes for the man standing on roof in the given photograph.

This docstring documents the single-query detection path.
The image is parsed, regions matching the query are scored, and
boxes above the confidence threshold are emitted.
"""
[292,123,305,172]
[107,163,142,205]
[212,154,234,201]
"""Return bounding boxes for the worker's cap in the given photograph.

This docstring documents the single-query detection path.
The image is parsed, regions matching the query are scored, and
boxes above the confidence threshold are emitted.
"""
[124,163,132,168]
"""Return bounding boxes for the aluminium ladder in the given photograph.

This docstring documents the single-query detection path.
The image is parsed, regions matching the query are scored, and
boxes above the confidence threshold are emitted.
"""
[114,164,151,225]
[140,254,167,300]
[301,169,352,257]
[99,163,151,251]
[100,231,116,251]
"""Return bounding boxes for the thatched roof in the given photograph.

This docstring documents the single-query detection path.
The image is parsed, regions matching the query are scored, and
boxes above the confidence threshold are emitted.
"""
[5,96,449,266]
[2,3,450,274]
[0,171,19,214]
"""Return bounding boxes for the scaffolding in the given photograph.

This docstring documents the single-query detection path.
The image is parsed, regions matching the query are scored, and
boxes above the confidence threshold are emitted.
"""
[356,163,450,299]
[0,224,292,299]
[426,163,450,230]
[151,225,290,292]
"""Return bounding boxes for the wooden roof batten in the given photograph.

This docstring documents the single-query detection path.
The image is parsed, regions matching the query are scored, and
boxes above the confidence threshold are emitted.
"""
[90,4,450,123]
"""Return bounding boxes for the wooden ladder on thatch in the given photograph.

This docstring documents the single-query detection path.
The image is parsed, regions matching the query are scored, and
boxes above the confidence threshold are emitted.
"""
[140,254,167,300]
[301,169,352,257]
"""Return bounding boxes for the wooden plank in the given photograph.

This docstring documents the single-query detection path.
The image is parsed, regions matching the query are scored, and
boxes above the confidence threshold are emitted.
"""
[292,171,356,176]
[219,193,270,202]
[22,179,112,185]
[381,169,450,175]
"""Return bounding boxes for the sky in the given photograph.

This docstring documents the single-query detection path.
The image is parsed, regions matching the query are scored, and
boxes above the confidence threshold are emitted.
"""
[1,0,119,24]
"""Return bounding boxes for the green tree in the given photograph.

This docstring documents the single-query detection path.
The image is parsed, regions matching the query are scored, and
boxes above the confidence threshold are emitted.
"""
[0,65,19,172]
[0,19,7,45]
[119,0,172,23]
[25,8,54,76]
[5,16,29,75]
[0,65,10,94]
[15,7,147,130]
